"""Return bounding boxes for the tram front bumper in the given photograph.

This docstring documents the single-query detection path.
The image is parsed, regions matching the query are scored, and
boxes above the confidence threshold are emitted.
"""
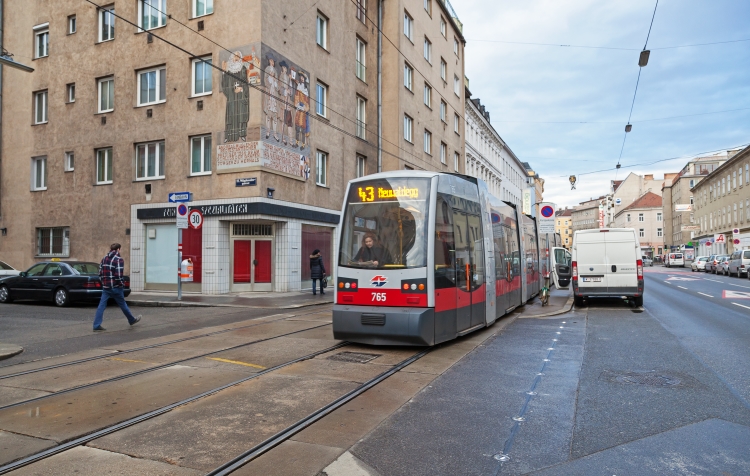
[332,305,435,346]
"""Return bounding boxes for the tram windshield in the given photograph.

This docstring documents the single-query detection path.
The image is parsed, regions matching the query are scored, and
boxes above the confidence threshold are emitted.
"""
[339,177,431,269]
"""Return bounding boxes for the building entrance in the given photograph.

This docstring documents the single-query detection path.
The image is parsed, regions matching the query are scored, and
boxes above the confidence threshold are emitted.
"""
[231,223,274,292]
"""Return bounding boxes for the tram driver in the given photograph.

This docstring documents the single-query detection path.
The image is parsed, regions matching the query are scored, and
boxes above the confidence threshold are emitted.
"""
[352,232,391,267]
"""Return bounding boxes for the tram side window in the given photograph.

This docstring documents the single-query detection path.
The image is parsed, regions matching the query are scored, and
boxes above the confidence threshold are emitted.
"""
[492,224,506,280]
[434,196,456,288]
[467,213,485,286]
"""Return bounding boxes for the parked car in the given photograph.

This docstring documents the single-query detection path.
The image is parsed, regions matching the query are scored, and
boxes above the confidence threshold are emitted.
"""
[0,261,130,307]
[728,250,750,277]
[665,253,684,268]
[0,260,21,276]
[691,256,709,272]
[705,255,717,273]
[642,256,653,267]
[717,255,731,275]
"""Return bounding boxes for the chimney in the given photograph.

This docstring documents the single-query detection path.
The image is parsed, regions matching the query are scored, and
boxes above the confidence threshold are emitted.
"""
[644,174,654,181]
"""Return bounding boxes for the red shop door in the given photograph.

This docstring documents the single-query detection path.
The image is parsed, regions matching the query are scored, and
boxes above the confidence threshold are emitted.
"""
[254,240,272,284]
[233,239,273,291]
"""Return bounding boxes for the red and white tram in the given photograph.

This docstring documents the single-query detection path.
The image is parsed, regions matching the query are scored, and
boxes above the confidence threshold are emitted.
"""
[333,172,542,346]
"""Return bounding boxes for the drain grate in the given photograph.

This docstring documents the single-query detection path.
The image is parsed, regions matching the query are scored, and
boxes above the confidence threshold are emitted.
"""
[327,352,381,364]
[600,370,692,387]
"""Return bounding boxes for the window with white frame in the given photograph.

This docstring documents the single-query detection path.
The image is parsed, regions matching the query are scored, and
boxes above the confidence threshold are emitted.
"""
[192,57,212,96]
[191,135,211,175]
[626,214,631,222]
[733,171,737,189]
[656,212,662,221]
[137,67,166,106]
[356,155,366,178]
[316,82,328,117]
[67,83,76,103]
[356,96,366,139]
[139,0,167,30]
[68,15,77,34]
[404,12,413,41]
[440,17,446,37]
[193,0,213,18]
[454,113,459,134]
[690,196,694,205]
[454,75,460,96]
[734,203,738,224]
[746,164,749,185]
[423,83,431,108]
[423,37,432,62]
[65,151,75,172]
[440,58,446,81]
[34,25,49,58]
[440,100,446,122]
[98,77,114,113]
[31,157,47,191]
[136,141,165,180]
[96,148,113,184]
[657,228,663,237]
[404,63,413,90]
[34,91,48,124]
[316,13,328,49]
[454,37,459,56]
[454,152,459,170]
[99,5,115,42]
[740,167,744,187]
[424,130,431,154]
[638,213,644,222]
[440,142,446,164]
[424,0,431,15]
[316,151,327,186]
[356,0,366,23]
[404,114,413,142]
[37,227,70,257]
[689,179,695,188]
[356,38,366,81]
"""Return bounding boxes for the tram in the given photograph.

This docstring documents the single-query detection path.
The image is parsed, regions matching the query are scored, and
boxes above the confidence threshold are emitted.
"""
[332,171,541,346]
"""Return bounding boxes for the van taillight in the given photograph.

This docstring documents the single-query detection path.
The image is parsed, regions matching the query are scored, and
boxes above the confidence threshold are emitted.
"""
[572,261,578,281]
[637,259,643,279]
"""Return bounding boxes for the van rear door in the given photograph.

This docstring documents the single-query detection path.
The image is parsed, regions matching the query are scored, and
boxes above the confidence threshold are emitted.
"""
[605,230,638,293]
[576,232,607,292]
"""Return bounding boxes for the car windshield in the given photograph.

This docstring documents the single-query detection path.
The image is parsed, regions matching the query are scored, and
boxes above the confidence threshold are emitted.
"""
[70,263,100,275]
[699,257,708,262]
[339,177,430,269]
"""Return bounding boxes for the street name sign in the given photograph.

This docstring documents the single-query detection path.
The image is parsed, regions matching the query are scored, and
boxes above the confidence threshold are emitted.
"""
[176,203,189,229]
[235,178,257,187]
[169,192,193,203]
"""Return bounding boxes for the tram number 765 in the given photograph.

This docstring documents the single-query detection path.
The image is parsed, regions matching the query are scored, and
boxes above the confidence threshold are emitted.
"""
[371,292,387,302]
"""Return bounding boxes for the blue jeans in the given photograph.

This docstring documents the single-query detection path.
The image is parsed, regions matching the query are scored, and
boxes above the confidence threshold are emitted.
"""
[312,279,325,294]
[94,287,136,328]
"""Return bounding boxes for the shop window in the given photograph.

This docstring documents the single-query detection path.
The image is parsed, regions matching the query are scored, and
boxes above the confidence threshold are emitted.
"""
[37,227,69,257]
[301,225,332,283]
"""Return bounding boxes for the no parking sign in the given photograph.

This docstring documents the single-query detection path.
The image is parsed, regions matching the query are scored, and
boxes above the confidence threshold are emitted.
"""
[538,203,556,234]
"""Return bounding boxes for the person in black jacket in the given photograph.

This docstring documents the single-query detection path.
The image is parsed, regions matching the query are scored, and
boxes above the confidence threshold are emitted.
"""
[310,249,326,295]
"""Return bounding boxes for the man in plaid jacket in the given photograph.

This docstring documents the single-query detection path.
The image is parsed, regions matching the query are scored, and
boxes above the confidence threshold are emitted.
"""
[93,243,141,331]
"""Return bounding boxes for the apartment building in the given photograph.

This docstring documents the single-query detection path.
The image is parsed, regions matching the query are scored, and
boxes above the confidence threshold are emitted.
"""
[0,0,466,294]
[692,145,750,257]
[571,198,602,233]
[613,192,664,257]
[607,172,662,227]
[555,207,573,249]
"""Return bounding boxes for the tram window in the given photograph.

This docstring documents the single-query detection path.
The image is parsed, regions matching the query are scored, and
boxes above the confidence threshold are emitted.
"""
[434,196,456,288]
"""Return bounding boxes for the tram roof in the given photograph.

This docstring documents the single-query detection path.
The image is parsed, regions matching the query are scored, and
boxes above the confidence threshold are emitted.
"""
[349,171,479,183]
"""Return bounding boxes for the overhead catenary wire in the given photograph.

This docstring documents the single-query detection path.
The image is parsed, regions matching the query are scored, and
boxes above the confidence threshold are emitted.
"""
[489,107,750,125]
[465,37,750,51]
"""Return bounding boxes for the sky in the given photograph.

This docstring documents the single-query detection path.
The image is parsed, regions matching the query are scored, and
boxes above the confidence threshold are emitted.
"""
[456,0,750,209]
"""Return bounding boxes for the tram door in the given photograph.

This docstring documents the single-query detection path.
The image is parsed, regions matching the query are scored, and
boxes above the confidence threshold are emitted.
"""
[453,210,486,331]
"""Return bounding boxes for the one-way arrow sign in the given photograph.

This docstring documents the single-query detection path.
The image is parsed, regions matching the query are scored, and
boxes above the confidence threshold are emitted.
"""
[169,192,192,203]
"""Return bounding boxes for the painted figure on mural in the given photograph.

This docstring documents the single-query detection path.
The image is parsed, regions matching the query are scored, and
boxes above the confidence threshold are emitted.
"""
[299,155,310,180]
[264,54,280,142]
[221,51,250,143]
[245,47,261,85]
[294,73,310,149]
[278,61,296,146]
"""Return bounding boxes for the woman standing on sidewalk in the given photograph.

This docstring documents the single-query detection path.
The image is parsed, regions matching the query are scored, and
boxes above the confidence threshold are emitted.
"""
[310,249,326,295]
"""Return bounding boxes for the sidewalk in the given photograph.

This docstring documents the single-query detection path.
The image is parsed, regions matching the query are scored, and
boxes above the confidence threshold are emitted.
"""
[0,343,23,361]
[514,285,573,319]
[126,290,334,309]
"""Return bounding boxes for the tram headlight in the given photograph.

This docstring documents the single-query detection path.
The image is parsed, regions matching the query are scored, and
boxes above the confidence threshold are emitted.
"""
[345,283,350,289]
[411,284,417,290]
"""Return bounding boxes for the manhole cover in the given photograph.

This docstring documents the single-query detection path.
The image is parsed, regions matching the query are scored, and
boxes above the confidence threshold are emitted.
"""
[327,352,381,364]
[601,370,685,387]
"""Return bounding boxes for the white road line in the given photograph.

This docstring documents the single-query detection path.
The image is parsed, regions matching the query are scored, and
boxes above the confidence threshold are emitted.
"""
[698,292,714,298]
[732,303,750,310]
[704,279,722,282]
[678,286,688,290]
[664,281,671,284]
[726,282,750,290]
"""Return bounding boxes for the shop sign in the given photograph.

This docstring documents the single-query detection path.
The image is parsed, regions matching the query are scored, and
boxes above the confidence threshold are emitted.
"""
[681,225,700,231]
[675,204,693,212]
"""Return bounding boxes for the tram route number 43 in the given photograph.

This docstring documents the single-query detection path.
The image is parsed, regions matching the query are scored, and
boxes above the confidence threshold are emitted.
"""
[372,292,387,302]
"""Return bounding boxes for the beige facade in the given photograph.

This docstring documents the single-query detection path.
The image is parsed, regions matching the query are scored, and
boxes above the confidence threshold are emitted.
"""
[0,0,465,293]
[607,173,662,227]
[692,146,750,257]
[555,208,573,249]
[613,192,664,257]
[571,202,600,233]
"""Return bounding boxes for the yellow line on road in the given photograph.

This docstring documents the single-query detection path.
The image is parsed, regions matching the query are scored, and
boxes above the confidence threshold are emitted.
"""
[108,357,151,364]
[206,357,266,369]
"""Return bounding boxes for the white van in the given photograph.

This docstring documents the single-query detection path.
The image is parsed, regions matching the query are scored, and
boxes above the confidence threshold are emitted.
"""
[572,228,644,307]
[665,253,684,268]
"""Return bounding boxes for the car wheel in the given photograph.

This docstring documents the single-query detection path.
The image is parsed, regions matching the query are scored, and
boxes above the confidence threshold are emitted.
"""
[574,296,585,308]
[633,296,644,307]
[54,288,70,307]
[0,285,12,303]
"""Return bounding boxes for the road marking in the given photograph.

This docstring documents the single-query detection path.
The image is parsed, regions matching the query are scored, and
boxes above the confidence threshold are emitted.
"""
[723,290,750,299]
[664,281,671,284]
[677,286,688,290]
[704,278,722,282]
[698,292,714,298]
[108,357,151,364]
[666,277,700,281]
[726,282,750,290]
[732,303,750,310]
[206,357,266,369]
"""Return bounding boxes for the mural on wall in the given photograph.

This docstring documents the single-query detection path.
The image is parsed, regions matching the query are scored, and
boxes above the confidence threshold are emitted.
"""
[217,43,311,181]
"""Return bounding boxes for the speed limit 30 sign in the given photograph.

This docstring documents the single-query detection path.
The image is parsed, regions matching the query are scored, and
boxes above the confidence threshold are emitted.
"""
[188,209,204,230]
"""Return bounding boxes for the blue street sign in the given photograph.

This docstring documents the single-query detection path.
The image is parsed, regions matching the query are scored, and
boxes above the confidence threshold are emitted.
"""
[169,192,192,203]
[235,178,257,187]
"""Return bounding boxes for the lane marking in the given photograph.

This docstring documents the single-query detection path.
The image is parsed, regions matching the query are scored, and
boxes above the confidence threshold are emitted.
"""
[732,303,750,310]
[664,281,671,284]
[206,357,266,369]
[726,282,750,290]
[704,279,723,282]
[698,292,714,298]
[677,286,688,290]
[108,357,151,364]
[722,290,750,299]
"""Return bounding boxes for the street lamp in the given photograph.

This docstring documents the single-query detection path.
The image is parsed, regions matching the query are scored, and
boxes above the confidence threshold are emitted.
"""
[569,175,577,190]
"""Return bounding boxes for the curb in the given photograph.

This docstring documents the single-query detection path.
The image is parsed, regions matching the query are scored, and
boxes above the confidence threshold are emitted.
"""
[522,295,575,319]
[126,299,334,309]
[0,344,24,361]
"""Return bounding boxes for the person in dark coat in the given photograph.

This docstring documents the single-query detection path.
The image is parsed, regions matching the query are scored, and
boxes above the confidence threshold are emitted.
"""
[353,233,391,267]
[310,249,326,295]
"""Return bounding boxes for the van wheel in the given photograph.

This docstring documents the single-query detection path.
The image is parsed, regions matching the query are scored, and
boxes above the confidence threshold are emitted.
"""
[574,296,585,308]
[633,296,644,307]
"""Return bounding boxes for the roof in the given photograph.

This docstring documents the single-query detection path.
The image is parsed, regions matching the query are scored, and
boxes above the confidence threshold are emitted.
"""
[612,180,624,192]
[621,192,662,212]
[556,208,573,217]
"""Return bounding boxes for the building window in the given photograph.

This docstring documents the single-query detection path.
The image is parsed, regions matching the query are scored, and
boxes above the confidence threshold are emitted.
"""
[31,157,47,191]
[356,38,366,81]
[740,167,744,187]
[404,63,413,90]
[440,17,446,37]
[733,171,737,190]
[638,213,644,222]
[137,67,166,106]
[454,75,460,96]
[689,179,695,188]
[34,25,49,58]
[356,0,367,23]
[316,82,328,117]
[440,142,447,164]
[424,0,431,15]
[191,135,211,175]
[746,164,749,185]
[734,203,738,224]
[454,152,459,171]
[403,114,414,142]
[136,141,165,180]
[454,37,459,56]
[424,130,432,154]
[68,15,77,34]
[440,100,447,122]
[34,91,48,124]
[424,37,432,62]
[316,151,327,186]
[423,83,432,108]
[193,0,213,18]
[192,57,212,96]
[96,148,113,184]
[626,214,631,222]
[404,12,413,41]
[139,0,167,30]
[98,77,114,113]
[316,13,328,49]
[65,152,75,172]
[639,229,645,238]
[356,96,366,139]
[656,212,662,221]
[657,228,663,237]
[67,83,76,103]
[454,113,459,134]
[356,155,367,178]
[37,227,70,257]
[99,5,115,42]
[690,196,694,205]
[440,58,447,82]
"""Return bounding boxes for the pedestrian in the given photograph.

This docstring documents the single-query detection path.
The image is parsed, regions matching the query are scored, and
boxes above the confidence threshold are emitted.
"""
[310,248,326,295]
[93,243,141,331]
